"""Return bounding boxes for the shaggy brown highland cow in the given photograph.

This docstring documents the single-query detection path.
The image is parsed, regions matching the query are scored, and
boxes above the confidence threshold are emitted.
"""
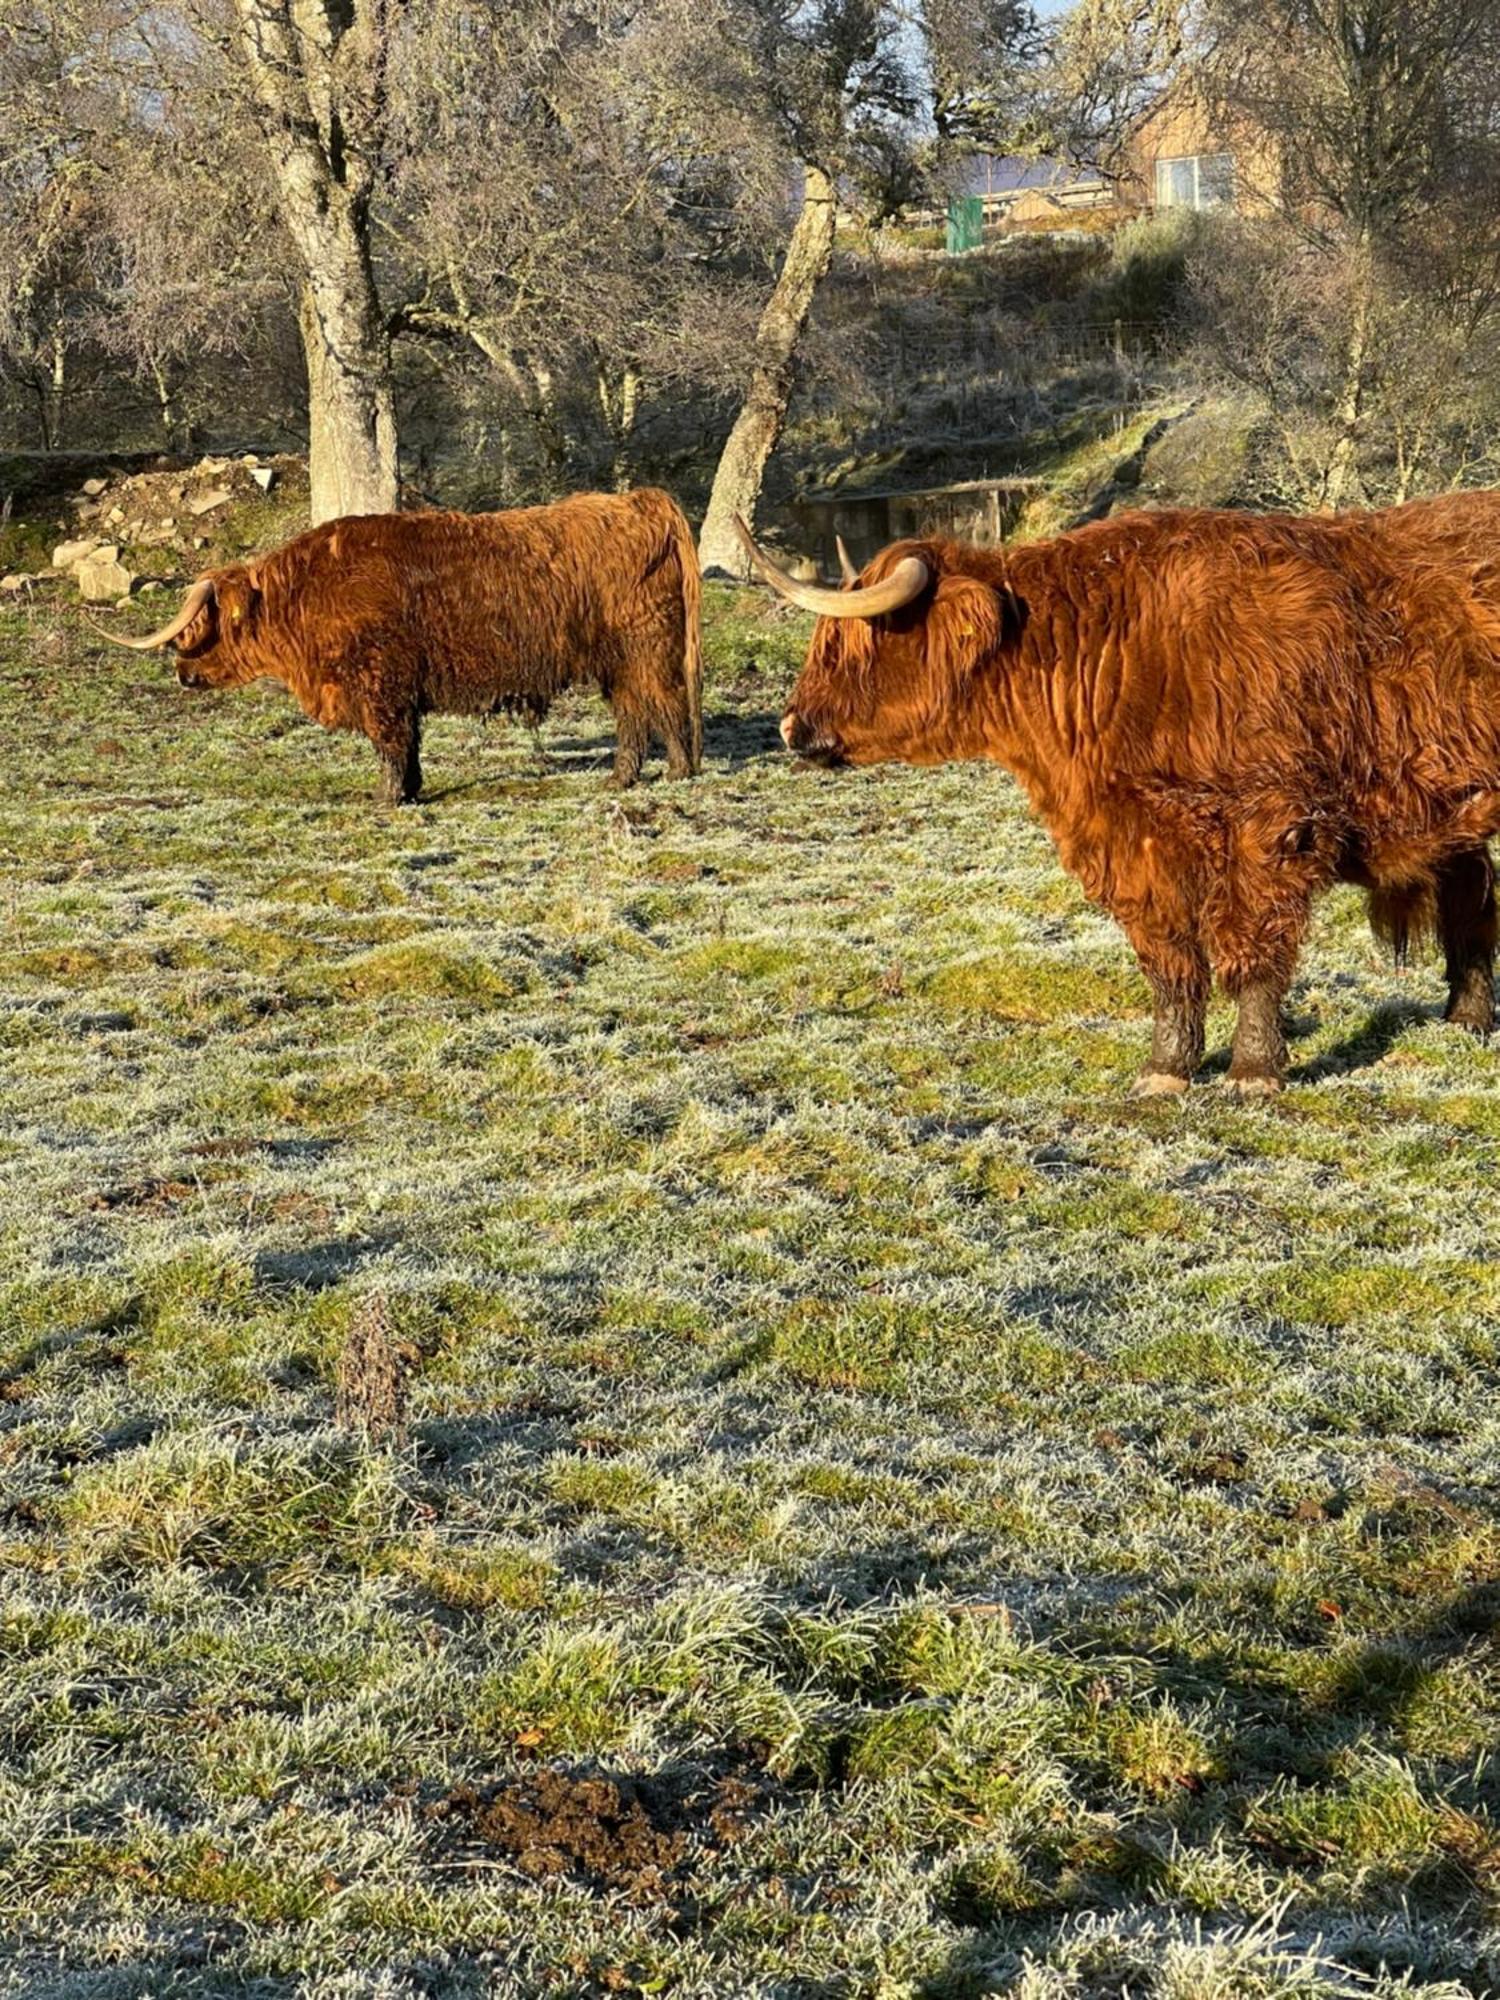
[742,491,1500,1094]
[98,488,703,803]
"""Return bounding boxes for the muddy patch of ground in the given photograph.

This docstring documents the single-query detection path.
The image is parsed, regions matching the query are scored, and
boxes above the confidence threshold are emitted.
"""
[426,1760,780,1903]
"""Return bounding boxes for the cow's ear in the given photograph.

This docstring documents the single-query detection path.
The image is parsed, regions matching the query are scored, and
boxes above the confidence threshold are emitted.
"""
[925,575,1003,689]
[221,571,261,634]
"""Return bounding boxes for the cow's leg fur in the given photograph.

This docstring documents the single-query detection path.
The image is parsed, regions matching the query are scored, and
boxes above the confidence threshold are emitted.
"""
[373,711,422,807]
[1135,968,1208,1095]
[1226,977,1289,1093]
[1121,924,1208,1096]
[658,686,696,780]
[1204,843,1316,1094]
[611,700,649,788]
[1105,831,1209,1095]
[1219,928,1302,1095]
[1438,848,1496,1035]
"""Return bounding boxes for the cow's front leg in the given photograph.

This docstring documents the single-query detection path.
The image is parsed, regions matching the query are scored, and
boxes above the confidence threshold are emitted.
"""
[1103,834,1208,1096]
[1224,976,1289,1094]
[1132,961,1208,1096]
[1206,841,1316,1095]
[1438,847,1496,1036]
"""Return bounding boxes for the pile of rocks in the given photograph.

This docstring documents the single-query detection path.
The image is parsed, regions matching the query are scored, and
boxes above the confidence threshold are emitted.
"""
[49,538,137,604]
[1,452,304,603]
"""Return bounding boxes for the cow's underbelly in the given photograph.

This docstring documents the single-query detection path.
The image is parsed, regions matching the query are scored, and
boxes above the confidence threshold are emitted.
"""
[417,649,593,718]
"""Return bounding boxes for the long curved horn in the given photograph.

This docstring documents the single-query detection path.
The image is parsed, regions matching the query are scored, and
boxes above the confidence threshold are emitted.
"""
[88,577,216,652]
[835,534,859,586]
[733,517,928,619]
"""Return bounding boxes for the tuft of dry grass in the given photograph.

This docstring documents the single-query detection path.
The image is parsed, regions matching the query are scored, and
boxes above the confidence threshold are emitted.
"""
[334,1291,422,1446]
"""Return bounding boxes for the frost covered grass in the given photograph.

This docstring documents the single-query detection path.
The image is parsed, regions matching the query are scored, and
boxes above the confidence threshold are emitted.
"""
[1,586,1499,1997]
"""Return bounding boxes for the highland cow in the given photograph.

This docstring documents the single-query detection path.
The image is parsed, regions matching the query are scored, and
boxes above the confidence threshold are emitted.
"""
[98,488,703,803]
[741,492,1500,1094]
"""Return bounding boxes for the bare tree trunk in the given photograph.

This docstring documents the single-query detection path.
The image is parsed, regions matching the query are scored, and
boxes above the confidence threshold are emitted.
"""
[149,357,179,449]
[697,165,836,576]
[48,328,65,449]
[32,328,67,449]
[234,0,398,523]
[297,274,398,521]
[595,358,641,491]
[1320,266,1372,512]
[470,324,573,481]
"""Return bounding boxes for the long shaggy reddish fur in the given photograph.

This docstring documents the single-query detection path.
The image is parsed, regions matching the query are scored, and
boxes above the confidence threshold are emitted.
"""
[784,491,1500,1085]
[169,487,703,801]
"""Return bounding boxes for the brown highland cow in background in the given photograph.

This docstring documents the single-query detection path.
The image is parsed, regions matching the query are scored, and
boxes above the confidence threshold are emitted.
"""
[98,488,703,803]
[743,491,1500,1094]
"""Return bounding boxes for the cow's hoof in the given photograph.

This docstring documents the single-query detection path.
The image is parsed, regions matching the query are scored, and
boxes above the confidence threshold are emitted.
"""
[1223,1071,1282,1098]
[1130,1071,1190,1098]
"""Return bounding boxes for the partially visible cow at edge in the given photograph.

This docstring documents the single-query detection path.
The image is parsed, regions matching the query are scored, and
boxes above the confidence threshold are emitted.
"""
[741,492,1500,1094]
[98,488,703,803]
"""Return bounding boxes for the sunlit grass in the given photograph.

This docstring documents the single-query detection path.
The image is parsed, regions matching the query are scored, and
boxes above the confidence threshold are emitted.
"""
[1,585,1498,1996]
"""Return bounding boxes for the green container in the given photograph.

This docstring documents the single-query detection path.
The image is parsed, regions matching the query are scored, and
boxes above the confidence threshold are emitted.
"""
[945,196,983,254]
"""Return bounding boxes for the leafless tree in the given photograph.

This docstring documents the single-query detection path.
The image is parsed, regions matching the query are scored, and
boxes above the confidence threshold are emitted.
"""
[697,0,1036,575]
[1197,0,1500,506]
[1028,0,1186,179]
[384,0,771,496]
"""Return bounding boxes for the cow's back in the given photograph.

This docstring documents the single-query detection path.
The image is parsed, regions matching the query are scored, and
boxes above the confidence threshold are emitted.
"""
[262,495,680,712]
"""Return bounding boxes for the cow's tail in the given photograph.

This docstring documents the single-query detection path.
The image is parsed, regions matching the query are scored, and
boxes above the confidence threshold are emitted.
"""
[642,489,703,771]
[674,499,705,771]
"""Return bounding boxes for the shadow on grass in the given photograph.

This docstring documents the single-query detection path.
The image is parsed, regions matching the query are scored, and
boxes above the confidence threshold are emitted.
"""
[1294,997,1435,1083]
[253,1235,389,1291]
[711,710,788,770]
[1189,997,1442,1086]
[0,1294,144,1391]
[915,1565,1500,1996]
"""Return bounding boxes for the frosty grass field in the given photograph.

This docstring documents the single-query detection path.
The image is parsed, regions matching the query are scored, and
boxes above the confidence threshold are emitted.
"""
[3,584,1500,1999]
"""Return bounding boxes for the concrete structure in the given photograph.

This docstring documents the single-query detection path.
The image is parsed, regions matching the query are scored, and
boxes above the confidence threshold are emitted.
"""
[788,477,1045,574]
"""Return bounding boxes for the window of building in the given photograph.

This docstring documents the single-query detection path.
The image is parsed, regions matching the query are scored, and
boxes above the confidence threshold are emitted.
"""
[1154,154,1234,210]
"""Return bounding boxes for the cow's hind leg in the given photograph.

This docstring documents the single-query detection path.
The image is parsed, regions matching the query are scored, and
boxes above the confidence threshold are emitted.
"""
[372,710,422,807]
[1438,847,1496,1036]
[658,685,697,780]
[610,700,648,788]
[403,718,424,804]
